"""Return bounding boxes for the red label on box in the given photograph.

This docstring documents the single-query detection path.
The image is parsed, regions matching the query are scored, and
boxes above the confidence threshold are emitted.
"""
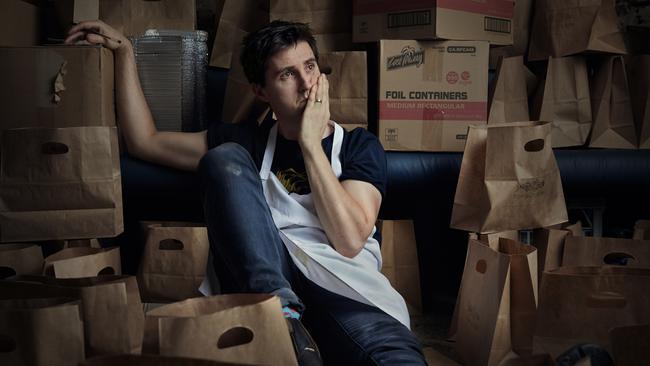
[354,0,513,19]
[379,101,487,121]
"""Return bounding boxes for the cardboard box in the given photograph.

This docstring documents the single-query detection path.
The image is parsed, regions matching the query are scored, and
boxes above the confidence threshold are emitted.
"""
[379,220,422,313]
[99,0,196,37]
[42,0,99,44]
[378,39,488,151]
[270,0,363,53]
[55,0,99,26]
[0,46,115,132]
[488,0,534,69]
[0,0,41,46]
[353,0,514,45]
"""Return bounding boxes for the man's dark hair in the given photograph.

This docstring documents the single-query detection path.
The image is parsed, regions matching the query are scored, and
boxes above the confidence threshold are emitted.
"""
[240,20,319,87]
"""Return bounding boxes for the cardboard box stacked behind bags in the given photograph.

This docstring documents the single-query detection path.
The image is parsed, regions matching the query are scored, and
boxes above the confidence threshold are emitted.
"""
[0,1,294,366]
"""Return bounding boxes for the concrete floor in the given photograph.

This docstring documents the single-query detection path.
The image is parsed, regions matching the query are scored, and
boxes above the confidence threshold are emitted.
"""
[411,305,463,364]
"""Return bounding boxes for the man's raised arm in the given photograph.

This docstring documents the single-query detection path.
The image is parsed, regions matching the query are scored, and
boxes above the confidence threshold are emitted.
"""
[66,21,208,171]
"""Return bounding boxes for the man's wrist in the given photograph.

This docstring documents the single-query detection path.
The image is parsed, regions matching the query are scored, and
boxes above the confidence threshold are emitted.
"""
[299,138,324,159]
[114,41,134,59]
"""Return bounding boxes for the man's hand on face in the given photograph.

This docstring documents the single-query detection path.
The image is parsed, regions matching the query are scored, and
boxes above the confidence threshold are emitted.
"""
[299,74,331,151]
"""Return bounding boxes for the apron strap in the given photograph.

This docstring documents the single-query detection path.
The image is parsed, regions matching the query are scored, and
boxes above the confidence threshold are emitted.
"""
[259,123,278,180]
[330,122,344,178]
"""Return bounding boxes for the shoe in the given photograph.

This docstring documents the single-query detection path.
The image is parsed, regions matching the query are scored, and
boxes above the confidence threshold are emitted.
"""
[286,317,323,366]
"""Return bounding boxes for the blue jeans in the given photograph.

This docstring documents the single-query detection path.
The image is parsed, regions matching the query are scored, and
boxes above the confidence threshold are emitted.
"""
[199,143,426,365]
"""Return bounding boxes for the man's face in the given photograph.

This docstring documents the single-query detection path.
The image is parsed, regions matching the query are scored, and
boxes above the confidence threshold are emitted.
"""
[254,41,320,123]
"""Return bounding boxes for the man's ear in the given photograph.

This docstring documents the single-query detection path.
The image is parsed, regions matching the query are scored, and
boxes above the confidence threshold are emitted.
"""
[252,84,269,103]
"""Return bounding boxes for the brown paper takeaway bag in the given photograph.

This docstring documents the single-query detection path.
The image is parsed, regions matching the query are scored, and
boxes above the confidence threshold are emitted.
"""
[318,51,368,130]
[499,354,556,366]
[531,57,592,147]
[270,0,361,53]
[562,236,650,269]
[0,297,85,366]
[0,275,144,357]
[488,0,534,69]
[633,219,650,240]
[0,243,43,278]
[455,238,538,366]
[144,294,297,366]
[450,121,568,234]
[531,222,583,280]
[82,354,256,366]
[609,325,650,366]
[449,231,519,342]
[378,220,422,313]
[528,0,626,61]
[0,46,115,131]
[43,246,122,278]
[99,0,196,37]
[138,222,209,302]
[627,55,650,148]
[0,126,123,242]
[221,43,271,124]
[533,266,650,358]
[588,56,637,149]
[209,0,268,68]
[488,56,536,124]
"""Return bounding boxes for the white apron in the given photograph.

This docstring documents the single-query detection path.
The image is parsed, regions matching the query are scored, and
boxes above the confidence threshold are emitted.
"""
[201,121,409,329]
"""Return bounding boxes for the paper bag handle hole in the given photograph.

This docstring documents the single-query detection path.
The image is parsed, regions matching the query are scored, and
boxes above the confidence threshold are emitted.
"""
[603,252,635,266]
[41,142,69,155]
[0,266,17,280]
[0,335,17,353]
[159,239,184,250]
[475,260,487,274]
[217,327,254,349]
[97,266,115,275]
[524,139,545,152]
[587,292,627,308]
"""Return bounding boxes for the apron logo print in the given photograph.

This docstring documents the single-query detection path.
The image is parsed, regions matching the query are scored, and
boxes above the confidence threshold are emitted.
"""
[293,247,311,266]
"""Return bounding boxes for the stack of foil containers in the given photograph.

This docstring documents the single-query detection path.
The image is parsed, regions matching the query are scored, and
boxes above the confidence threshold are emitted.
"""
[131,30,208,132]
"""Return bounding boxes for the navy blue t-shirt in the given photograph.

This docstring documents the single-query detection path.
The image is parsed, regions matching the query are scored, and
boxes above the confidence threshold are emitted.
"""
[206,116,387,198]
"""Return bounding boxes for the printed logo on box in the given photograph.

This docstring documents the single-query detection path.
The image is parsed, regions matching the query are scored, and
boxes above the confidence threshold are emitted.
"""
[358,20,369,34]
[447,46,476,54]
[387,46,424,70]
[446,71,459,84]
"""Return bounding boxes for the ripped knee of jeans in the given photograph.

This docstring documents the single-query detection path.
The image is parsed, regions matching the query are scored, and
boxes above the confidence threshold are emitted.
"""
[225,162,242,176]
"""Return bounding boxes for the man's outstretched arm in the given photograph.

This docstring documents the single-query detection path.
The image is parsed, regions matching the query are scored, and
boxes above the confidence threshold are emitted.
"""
[66,21,207,171]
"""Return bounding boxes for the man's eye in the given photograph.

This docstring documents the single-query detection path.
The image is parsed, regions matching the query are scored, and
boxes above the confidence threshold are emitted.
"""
[307,63,315,71]
[282,70,294,78]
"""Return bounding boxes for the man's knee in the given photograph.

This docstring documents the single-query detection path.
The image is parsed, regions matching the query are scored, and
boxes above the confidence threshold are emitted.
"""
[199,143,254,182]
